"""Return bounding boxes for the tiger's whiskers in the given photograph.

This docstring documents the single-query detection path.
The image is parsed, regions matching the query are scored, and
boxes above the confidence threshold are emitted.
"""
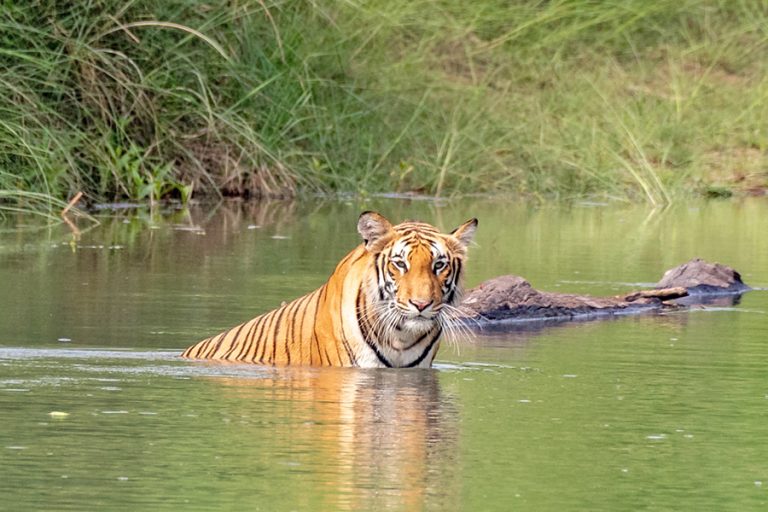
[439,303,478,356]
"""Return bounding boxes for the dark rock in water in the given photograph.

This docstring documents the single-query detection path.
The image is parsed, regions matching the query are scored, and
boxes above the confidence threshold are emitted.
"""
[655,258,750,295]
[460,258,750,329]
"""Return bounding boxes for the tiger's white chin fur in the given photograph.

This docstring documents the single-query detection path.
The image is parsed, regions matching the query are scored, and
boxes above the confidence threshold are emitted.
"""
[393,316,440,347]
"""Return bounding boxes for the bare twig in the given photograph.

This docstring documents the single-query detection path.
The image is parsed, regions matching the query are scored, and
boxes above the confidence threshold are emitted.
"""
[623,287,688,302]
[60,191,83,218]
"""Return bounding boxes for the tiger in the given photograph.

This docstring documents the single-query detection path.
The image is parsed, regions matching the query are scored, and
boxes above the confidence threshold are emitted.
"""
[181,211,477,368]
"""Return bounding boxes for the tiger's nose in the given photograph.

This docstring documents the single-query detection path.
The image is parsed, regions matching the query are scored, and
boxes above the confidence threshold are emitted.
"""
[409,299,432,312]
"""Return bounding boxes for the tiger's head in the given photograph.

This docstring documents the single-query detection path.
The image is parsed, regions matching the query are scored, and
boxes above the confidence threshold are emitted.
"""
[357,211,477,339]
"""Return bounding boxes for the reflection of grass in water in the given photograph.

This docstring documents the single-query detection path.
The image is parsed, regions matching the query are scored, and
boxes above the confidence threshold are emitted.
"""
[1,1,767,207]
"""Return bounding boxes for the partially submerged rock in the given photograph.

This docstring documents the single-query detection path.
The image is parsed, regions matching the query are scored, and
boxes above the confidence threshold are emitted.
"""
[655,258,750,295]
[461,259,750,329]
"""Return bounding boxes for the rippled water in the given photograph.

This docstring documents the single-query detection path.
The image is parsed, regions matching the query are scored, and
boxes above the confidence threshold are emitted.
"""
[1,198,767,510]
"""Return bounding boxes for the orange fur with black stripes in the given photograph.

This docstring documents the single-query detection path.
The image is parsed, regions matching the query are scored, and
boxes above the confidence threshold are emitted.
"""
[181,211,477,368]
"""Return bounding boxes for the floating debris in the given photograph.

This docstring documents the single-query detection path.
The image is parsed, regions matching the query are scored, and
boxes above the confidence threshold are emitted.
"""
[48,411,70,418]
[173,225,205,234]
[91,202,142,211]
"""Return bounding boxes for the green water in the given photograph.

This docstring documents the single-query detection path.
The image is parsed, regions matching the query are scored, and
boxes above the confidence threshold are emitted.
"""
[1,198,767,511]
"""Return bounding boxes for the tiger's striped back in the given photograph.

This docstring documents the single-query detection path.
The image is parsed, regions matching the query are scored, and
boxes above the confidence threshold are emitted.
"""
[181,212,477,368]
[181,289,328,365]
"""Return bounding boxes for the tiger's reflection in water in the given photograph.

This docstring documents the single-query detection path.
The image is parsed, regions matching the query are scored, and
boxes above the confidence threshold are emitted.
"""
[211,367,460,510]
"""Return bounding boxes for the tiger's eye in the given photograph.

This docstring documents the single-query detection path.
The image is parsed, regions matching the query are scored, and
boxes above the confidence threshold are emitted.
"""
[433,260,446,272]
[392,260,408,271]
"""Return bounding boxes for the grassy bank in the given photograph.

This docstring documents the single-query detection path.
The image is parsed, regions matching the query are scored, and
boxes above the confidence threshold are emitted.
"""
[1,0,767,207]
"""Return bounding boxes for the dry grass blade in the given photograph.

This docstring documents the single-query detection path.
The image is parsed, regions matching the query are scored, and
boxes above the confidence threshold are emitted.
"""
[96,21,231,62]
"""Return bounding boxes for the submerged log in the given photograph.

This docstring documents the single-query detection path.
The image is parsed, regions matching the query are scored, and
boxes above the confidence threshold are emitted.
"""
[461,258,750,329]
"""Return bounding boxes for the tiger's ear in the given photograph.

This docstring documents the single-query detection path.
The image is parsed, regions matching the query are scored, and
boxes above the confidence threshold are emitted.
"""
[450,218,478,248]
[358,211,394,252]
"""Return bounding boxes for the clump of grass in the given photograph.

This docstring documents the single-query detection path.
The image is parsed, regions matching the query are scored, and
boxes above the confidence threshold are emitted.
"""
[0,1,309,206]
[1,1,767,207]
[330,0,768,201]
[0,190,96,226]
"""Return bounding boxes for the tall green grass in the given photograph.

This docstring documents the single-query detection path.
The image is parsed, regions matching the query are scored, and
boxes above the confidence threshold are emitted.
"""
[1,0,767,207]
